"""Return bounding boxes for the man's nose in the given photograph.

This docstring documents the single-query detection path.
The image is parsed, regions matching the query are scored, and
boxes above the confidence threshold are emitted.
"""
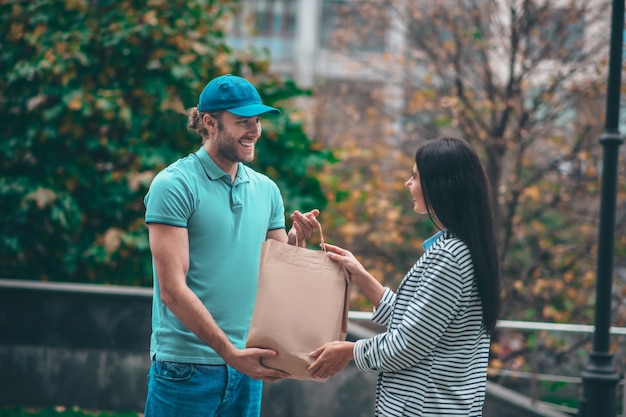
[250,122,262,136]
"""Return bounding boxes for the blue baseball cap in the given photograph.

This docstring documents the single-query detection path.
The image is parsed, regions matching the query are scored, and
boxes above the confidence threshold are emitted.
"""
[197,74,280,117]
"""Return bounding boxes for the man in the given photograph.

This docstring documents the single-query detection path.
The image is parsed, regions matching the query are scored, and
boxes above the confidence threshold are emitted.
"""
[143,74,320,417]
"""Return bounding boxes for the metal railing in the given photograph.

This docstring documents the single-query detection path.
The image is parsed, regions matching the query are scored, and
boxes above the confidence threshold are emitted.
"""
[348,311,626,416]
[2,278,623,415]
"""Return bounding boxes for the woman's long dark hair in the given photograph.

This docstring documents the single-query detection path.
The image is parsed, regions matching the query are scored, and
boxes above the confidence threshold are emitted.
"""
[415,137,501,334]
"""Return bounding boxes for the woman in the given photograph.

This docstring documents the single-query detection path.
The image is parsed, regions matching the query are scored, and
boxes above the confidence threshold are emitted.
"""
[307,137,501,416]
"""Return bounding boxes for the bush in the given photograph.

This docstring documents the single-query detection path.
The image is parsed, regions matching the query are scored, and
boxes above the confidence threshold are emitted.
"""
[0,0,333,285]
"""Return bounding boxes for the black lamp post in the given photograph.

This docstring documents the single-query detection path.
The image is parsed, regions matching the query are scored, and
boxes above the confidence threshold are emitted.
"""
[579,0,625,416]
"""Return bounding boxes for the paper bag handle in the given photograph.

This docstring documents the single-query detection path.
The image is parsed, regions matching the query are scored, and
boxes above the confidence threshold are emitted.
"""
[295,222,326,251]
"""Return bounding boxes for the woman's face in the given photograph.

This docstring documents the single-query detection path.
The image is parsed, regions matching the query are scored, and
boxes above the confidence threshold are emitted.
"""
[405,164,427,214]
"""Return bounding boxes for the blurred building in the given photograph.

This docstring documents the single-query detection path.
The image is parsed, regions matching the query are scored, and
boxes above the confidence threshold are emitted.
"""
[224,0,617,146]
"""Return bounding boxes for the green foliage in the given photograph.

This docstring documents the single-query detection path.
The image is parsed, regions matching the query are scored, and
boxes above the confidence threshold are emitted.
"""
[0,407,137,417]
[252,79,336,215]
[0,0,332,285]
[315,142,438,293]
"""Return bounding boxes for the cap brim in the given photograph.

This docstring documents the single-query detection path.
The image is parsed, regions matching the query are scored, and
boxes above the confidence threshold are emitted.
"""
[227,104,281,117]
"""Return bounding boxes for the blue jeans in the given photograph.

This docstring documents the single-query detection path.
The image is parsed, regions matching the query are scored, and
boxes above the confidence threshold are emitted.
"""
[144,359,263,417]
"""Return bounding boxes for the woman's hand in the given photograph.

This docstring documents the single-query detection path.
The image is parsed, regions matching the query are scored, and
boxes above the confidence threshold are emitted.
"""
[306,341,355,379]
[324,243,385,308]
[323,243,367,276]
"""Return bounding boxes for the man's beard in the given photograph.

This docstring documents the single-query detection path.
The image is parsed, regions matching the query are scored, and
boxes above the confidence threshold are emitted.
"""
[215,129,255,164]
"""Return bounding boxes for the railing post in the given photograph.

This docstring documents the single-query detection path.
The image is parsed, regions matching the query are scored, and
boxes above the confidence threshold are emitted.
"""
[578,0,624,416]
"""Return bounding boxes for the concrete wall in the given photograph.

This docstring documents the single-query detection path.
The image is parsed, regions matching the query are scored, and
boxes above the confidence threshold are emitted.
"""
[0,279,570,417]
[0,279,379,415]
[0,280,151,412]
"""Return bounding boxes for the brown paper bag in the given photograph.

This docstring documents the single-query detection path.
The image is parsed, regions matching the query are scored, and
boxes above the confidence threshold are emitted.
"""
[246,231,349,382]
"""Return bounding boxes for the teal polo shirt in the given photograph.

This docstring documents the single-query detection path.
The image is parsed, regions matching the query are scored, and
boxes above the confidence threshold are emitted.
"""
[144,147,286,364]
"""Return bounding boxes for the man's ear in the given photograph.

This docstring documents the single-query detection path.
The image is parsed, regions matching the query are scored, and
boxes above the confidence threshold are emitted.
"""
[202,113,218,131]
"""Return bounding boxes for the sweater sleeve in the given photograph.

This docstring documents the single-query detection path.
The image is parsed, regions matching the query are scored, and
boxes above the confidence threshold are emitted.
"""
[371,287,395,327]
[353,248,465,373]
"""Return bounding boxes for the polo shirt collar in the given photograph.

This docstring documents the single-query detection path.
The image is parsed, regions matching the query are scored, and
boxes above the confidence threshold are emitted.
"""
[195,147,250,184]
[422,229,446,251]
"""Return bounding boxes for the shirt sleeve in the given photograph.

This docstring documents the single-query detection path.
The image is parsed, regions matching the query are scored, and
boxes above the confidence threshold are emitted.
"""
[144,169,195,227]
[267,181,286,231]
[353,248,464,373]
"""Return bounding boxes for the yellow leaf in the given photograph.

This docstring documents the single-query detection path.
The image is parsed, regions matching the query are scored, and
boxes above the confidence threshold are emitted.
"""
[160,96,185,114]
[103,228,123,253]
[26,187,56,209]
[127,171,155,192]
[488,359,504,371]
[143,10,159,26]
[582,271,595,289]
[542,305,559,320]
[523,185,541,201]
[338,222,369,238]
[179,54,196,65]
[531,220,545,234]
[67,95,82,111]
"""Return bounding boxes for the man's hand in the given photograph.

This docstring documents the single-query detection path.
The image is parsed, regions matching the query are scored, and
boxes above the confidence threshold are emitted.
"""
[288,209,320,247]
[225,347,291,382]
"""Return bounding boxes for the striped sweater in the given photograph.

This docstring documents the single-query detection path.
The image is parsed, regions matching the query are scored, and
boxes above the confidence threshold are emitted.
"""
[353,231,489,416]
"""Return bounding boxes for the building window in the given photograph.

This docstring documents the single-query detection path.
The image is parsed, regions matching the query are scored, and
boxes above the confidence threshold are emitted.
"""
[228,0,297,62]
[320,0,387,53]
[253,0,296,38]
